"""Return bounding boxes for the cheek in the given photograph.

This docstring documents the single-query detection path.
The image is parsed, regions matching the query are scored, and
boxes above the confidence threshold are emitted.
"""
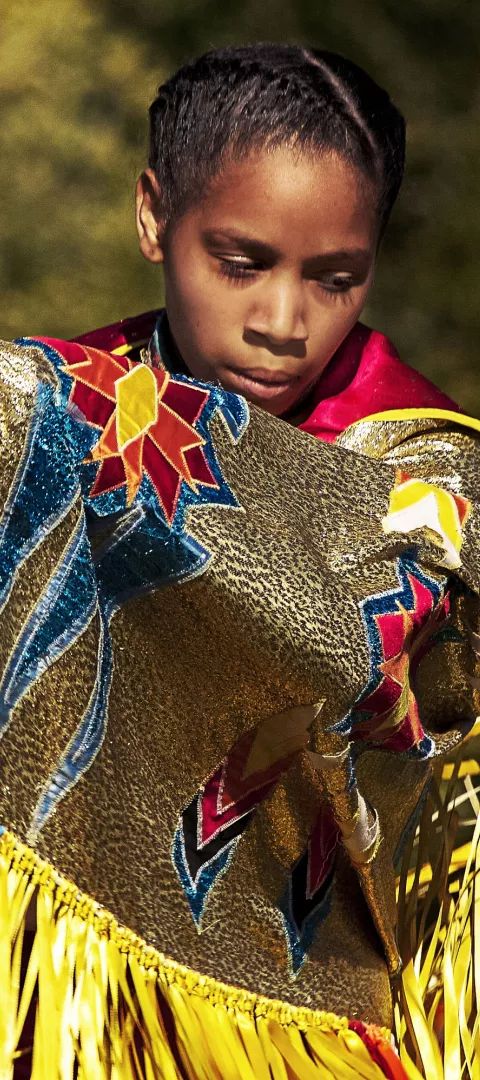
[305,290,370,371]
[164,263,238,372]
[178,281,247,352]
[166,259,205,313]
[332,281,372,331]
[167,257,234,331]
[311,291,365,341]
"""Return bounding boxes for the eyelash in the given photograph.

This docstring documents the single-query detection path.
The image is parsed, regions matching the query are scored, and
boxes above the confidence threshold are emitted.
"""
[218,260,257,284]
[217,259,355,297]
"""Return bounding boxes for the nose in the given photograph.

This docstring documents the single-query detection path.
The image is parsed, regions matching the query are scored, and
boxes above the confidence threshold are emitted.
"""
[246,276,308,346]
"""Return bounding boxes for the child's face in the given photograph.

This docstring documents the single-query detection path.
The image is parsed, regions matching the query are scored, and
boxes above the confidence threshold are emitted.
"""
[137,146,379,418]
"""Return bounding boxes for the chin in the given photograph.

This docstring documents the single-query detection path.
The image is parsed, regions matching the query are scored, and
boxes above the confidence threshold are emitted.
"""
[252,397,297,418]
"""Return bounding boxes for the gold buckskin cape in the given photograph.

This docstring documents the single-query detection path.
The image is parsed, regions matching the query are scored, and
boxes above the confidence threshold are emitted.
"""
[0,337,479,1078]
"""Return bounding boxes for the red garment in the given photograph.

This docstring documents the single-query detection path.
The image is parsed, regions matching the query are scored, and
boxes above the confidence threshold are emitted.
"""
[298,322,458,440]
[72,310,458,439]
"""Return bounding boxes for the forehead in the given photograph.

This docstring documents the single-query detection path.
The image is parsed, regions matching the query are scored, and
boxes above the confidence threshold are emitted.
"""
[191,146,379,255]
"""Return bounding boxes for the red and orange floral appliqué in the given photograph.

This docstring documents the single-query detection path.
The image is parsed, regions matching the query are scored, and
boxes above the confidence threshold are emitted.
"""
[63,345,219,523]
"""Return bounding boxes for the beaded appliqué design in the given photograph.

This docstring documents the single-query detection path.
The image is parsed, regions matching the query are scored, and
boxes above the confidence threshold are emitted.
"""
[63,346,221,523]
[172,706,314,927]
[334,550,451,757]
[279,804,340,975]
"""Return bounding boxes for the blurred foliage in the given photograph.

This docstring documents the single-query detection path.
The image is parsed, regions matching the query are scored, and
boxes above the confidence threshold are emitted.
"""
[1,0,479,410]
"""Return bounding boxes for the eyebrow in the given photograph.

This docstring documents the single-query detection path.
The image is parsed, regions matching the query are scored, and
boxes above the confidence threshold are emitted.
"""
[202,228,371,264]
[202,228,279,258]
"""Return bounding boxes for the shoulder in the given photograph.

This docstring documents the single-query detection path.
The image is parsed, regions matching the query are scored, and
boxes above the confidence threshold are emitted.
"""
[301,322,459,441]
[353,322,459,412]
[71,309,160,357]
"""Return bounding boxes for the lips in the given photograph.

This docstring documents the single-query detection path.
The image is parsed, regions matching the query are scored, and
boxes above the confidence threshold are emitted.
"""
[227,366,298,386]
[221,364,300,402]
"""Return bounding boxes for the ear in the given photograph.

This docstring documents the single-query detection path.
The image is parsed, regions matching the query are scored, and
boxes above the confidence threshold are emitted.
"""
[135,169,166,264]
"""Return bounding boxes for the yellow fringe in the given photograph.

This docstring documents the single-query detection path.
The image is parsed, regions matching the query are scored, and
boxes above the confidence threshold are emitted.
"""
[4,753,480,1080]
[395,748,480,1079]
[0,831,392,1079]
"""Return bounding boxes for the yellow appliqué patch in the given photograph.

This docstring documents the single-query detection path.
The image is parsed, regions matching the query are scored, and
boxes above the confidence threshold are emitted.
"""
[383,471,471,569]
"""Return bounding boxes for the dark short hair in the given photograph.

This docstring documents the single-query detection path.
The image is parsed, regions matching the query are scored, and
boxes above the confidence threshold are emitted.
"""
[148,43,405,234]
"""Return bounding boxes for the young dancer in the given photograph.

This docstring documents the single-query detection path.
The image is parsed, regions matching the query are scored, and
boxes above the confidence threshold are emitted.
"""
[2,45,479,1080]
[78,43,457,437]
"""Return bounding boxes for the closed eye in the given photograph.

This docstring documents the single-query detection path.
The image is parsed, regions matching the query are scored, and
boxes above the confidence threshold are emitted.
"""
[216,256,363,295]
[217,257,262,284]
[317,273,356,293]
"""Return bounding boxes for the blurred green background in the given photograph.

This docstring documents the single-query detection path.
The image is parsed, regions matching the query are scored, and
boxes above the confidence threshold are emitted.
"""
[1,1,479,410]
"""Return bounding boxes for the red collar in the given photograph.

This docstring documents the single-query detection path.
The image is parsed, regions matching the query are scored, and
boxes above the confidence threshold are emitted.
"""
[298,323,458,441]
[71,312,458,441]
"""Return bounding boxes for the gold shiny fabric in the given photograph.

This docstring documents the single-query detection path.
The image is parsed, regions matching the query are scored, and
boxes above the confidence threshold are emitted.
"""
[0,339,479,1074]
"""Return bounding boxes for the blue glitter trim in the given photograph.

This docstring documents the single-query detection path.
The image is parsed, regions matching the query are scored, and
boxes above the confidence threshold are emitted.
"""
[0,514,97,728]
[94,510,211,611]
[0,381,82,614]
[279,870,334,977]
[171,823,237,927]
[31,605,113,833]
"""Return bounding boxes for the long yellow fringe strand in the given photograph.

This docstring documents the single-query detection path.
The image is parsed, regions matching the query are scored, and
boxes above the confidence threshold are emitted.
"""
[395,741,480,1080]
[0,831,394,1080]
